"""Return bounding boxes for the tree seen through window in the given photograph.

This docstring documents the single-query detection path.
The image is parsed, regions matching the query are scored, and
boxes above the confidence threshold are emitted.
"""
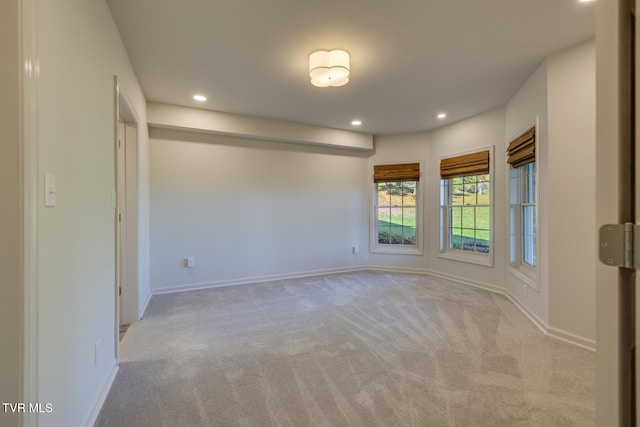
[376,181,417,245]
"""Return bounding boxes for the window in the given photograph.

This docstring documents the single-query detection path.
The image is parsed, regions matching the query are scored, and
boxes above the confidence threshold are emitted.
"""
[441,174,491,253]
[439,149,492,264]
[372,162,422,254]
[376,181,417,245]
[508,126,537,276]
[510,162,537,268]
[522,162,537,266]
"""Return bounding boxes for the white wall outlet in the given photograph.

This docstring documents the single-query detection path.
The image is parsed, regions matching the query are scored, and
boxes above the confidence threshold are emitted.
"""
[186,257,195,268]
[45,173,56,207]
[352,245,359,254]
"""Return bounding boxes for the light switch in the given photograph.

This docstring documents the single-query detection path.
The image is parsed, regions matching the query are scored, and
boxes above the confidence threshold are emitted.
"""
[45,173,56,207]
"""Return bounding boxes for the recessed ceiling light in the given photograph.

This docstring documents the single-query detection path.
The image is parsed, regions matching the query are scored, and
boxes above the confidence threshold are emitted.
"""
[351,120,362,126]
[437,113,447,119]
[578,0,594,2]
[193,95,207,102]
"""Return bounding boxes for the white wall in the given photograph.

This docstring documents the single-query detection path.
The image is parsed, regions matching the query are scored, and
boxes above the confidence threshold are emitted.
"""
[546,40,596,346]
[504,40,596,348]
[149,130,369,292]
[368,107,508,292]
[426,108,507,290]
[148,106,506,295]
[33,0,149,425]
[0,1,22,426]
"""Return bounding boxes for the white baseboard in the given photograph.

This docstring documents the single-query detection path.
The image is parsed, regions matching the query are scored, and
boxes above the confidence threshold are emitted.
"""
[425,269,505,295]
[367,265,505,295]
[370,264,596,352]
[547,326,596,352]
[84,362,119,427]
[149,265,596,352]
[505,292,596,352]
[151,265,369,295]
[366,265,432,277]
[504,292,550,336]
[138,291,152,319]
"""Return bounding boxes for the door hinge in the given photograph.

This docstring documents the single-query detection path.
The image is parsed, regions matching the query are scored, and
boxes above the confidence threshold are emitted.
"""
[599,223,640,268]
[119,286,122,297]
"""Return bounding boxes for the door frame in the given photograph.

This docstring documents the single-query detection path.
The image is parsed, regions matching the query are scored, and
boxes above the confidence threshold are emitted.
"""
[114,77,141,358]
[21,0,39,425]
[596,0,635,424]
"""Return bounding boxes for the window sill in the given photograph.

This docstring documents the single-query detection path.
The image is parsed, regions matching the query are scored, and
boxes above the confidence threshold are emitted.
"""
[438,250,493,267]
[509,265,538,291]
[370,245,423,256]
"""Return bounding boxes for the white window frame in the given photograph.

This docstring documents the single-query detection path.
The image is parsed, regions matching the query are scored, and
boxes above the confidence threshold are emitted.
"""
[507,124,539,291]
[370,162,423,255]
[438,146,494,267]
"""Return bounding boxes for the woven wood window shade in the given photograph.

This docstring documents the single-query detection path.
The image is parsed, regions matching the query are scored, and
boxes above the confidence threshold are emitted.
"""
[507,127,535,168]
[439,151,490,179]
[373,163,420,183]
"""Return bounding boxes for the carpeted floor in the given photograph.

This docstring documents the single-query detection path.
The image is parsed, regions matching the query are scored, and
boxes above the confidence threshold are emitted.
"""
[95,271,595,426]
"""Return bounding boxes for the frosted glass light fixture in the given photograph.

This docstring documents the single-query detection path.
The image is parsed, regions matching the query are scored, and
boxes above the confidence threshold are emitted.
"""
[309,49,350,87]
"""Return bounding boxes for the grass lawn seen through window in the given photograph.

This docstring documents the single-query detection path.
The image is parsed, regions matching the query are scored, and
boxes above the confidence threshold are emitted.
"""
[377,182,416,245]
[447,175,490,253]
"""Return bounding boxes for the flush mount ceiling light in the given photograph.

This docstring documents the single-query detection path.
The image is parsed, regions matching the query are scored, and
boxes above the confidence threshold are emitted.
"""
[193,94,207,102]
[309,49,350,87]
[437,113,447,119]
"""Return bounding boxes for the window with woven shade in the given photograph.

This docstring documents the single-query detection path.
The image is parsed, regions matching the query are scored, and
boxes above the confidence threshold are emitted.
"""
[506,127,535,168]
[440,151,489,180]
[372,162,422,254]
[439,148,492,263]
[508,126,538,286]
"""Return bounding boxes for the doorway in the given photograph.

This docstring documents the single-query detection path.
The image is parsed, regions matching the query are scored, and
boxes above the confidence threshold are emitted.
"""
[115,78,140,355]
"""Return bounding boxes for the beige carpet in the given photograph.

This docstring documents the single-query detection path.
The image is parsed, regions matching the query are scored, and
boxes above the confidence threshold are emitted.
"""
[95,271,594,426]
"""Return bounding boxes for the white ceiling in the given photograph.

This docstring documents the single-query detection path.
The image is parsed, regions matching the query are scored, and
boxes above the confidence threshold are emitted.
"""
[107,0,595,135]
